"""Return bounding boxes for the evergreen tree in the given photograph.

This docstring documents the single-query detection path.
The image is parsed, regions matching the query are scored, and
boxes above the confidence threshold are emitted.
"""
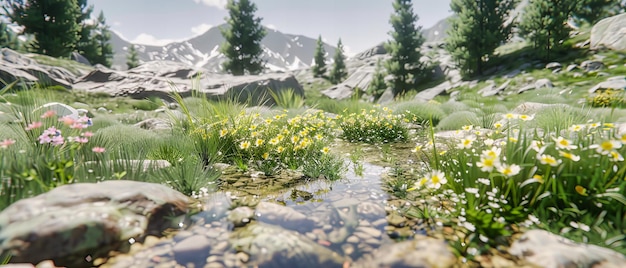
[75,0,98,63]
[92,11,113,67]
[329,39,347,84]
[519,0,577,61]
[220,0,266,75]
[5,0,81,57]
[126,45,139,69]
[573,0,621,25]
[446,0,515,78]
[312,35,327,78]
[0,21,20,50]
[368,59,388,101]
[385,0,426,96]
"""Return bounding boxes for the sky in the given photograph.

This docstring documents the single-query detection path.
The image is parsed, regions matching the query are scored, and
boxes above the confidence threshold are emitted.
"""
[89,0,452,55]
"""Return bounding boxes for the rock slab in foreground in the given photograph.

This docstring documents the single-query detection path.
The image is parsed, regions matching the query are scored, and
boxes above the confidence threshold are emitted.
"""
[353,236,456,268]
[0,180,192,267]
[510,229,626,268]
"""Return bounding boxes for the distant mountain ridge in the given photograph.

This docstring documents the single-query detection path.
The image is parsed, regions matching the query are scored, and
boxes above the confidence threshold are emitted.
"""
[109,24,337,72]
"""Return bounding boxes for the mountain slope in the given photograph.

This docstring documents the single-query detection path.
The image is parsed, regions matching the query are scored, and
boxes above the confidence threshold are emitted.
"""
[110,24,336,72]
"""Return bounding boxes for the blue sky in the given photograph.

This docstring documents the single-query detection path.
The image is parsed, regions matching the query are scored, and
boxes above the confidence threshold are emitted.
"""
[90,0,452,55]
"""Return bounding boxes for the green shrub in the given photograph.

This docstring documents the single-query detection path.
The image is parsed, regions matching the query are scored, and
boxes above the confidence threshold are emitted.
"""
[338,107,409,143]
[437,111,480,131]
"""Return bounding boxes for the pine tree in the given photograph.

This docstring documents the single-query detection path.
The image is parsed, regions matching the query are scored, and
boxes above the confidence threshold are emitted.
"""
[75,0,98,63]
[220,0,266,76]
[312,35,327,78]
[92,11,113,67]
[5,0,81,57]
[519,0,577,61]
[385,0,426,96]
[573,0,621,25]
[368,59,388,101]
[0,21,20,50]
[329,39,347,84]
[126,45,140,69]
[446,0,515,78]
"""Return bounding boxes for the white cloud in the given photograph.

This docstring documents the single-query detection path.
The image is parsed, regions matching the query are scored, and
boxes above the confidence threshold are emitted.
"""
[266,24,277,31]
[192,0,227,9]
[191,23,213,36]
[112,21,122,27]
[343,45,355,57]
[131,33,176,46]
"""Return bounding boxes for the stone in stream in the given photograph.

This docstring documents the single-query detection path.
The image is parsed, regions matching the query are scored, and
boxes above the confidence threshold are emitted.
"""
[227,206,255,227]
[353,236,456,268]
[510,229,626,268]
[0,180,192,267]
[254,202,316,232]
[231,222,345,268]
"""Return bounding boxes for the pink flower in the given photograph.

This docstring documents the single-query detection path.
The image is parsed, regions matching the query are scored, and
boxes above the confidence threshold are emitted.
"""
[51,135,64,146]
[25,121,43,131]
[92,147,106,153]
[0,138,16,149]
[81,131,94,137]
[41,110,56,118]
[74,137,88,144]
[58,116,76,126]
[70,122,85,129]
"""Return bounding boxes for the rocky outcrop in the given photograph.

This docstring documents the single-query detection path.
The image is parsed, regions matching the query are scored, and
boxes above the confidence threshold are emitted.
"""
[591,13,626,51]
[0,180,192,267]
[73,62,303,106]
[0,48,78,89]
[1,49,304,106]
[353,236,456,268]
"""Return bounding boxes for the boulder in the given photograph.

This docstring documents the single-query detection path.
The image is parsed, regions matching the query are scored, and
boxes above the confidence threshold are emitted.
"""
[74,63,303,106]
[534,78,553,89]
[545,62,562,70]
[321,63,377,100]
[591,13,626,51]
[588,76,626,93]
[254,202,316,232]
[510,230,626,268]
[0,180,192,267]
[414,81,452,102]
[353,236,456,268]
[133,118,172,131]
[581,60,605,72]
[231,223,345,268]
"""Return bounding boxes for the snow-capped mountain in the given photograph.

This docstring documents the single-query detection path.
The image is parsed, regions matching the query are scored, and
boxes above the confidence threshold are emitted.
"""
[110,24,337,72]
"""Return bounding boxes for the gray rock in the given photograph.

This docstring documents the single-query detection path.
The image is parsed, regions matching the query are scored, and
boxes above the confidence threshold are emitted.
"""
[0,180,191,267]
[231,223,345,268]
[173,235,212,266]
[254,202,315,232]
[376,87,395,105]
[71,52,91,66]
[510,229,626,268]
[133,118,172,131]
[414,81,452,102]
[534,78,553,89]
[566,64,579,72]
[321,62,377,100]
[581,60,605,72]
[354,236,456,268]
[588,76,626,93]
[545,62,562,70]
[591,13,626,51]
[74,64,303,106]
[479,80,509,97]
[0,48,76,89]
[227,206,255,227]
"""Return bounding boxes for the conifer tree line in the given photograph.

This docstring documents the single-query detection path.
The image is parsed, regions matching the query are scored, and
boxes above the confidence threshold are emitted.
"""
[1,0,113,67]
[446,0,623,79]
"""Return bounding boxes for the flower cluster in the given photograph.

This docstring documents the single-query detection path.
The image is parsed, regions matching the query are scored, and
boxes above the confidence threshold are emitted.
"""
[338,106,409,144]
